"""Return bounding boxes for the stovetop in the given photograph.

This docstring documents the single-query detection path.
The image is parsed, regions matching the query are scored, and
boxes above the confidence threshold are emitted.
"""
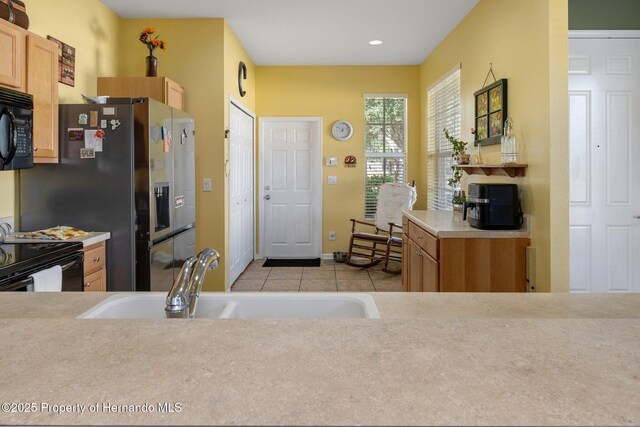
[0,242,83,278]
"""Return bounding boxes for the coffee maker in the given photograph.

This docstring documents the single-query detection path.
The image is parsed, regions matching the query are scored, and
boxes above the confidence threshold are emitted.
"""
[463,183,523,230]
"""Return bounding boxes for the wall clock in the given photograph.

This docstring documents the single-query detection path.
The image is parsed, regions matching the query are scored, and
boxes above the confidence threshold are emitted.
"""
[331,120,353,141]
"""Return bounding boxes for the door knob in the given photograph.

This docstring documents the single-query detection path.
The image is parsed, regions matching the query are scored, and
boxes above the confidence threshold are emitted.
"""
[634,215,640,220]
[265,186,271,190]
[264,195,271,200]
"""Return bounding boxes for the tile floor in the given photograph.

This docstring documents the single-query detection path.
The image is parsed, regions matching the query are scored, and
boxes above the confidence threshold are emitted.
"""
[230,259,402,292]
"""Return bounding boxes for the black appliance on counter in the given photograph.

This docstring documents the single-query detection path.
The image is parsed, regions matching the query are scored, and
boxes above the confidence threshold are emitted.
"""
[0,242,84,292]
[463,183,523,230]
[0,86,33,171]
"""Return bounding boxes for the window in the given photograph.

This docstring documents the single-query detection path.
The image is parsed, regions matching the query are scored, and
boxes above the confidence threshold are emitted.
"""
[364,94,407,220]
[427,66,461,211]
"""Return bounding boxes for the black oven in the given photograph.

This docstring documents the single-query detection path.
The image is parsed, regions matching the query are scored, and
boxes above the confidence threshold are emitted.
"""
[0,86,34,171]
[0,242,84,292]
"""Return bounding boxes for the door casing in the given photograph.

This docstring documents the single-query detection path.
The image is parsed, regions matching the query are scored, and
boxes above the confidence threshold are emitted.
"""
[258,117,323,259]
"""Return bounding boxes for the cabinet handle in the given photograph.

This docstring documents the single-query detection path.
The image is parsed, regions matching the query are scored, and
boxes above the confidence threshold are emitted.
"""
[33,147,38,152]
[417,235,422,239]
[93,257,100,262]
[84,283,90,288]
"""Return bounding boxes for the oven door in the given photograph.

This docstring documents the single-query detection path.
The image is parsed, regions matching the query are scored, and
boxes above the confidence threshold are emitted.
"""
[0,252,85,292]
[0,104,18,170]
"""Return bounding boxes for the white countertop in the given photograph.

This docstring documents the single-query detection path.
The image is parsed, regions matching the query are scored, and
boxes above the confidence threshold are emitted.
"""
[0,292,637,426]
[403,209,531,238]
[3,231,111,247]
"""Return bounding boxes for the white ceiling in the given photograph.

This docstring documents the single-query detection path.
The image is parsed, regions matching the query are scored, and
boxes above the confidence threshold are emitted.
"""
[100,0,479,66]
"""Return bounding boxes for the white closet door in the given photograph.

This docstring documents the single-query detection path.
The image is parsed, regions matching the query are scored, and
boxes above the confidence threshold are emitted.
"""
[229,103,255,287]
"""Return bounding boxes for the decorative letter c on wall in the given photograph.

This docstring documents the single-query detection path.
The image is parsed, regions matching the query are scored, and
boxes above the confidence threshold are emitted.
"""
[238,61,247,97]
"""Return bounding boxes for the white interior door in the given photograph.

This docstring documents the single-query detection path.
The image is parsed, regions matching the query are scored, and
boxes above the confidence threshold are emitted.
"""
[569,33,640,292]
[261,118,322,259]
[229,102,255,287]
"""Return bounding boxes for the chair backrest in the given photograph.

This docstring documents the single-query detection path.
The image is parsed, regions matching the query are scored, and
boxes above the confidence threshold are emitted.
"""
[375,183,417,230]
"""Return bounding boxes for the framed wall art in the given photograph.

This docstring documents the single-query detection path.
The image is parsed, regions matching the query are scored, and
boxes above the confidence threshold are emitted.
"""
[47,35,76,87]
[474,78,507,146]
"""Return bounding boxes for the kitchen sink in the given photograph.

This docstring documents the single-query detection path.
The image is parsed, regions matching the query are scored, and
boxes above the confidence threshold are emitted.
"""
[78,293,380,319]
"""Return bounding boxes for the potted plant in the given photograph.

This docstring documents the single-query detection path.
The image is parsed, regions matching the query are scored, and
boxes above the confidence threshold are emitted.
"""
[444,128,469,210]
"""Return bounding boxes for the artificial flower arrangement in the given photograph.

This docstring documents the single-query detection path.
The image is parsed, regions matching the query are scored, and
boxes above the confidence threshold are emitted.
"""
[139,27,166,55]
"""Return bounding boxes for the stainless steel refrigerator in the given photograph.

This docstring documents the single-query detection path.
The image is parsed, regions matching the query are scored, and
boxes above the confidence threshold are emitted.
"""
[19,98,196,292]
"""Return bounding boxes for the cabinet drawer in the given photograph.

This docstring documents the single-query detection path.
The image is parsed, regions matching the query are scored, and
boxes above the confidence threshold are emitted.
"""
[84,269,106,292]
[83,243,105,275]
[408,222,438,260]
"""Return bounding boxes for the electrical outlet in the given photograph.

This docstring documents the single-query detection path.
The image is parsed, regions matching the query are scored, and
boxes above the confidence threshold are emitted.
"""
[329,231,336,240]
[328,176,337,185]
[203,178,212,192]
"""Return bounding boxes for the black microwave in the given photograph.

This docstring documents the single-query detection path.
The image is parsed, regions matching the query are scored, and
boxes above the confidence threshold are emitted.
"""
[0,87,33,171]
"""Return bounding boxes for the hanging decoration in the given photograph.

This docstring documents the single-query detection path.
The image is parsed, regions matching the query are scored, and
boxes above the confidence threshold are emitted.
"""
[474,63,508,147]
[344,155,357,167]
[238,61,247,97]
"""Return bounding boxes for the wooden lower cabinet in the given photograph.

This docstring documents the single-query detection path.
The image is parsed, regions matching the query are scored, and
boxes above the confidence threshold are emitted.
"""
[84,269,106,292]
[403,219,528,292]
[406,238,438,292]
[82,242,107,292]
[439,238,529,292]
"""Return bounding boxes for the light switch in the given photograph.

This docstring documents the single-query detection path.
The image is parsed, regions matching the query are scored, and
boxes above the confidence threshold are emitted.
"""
[203,178,212,192]
[325,157,337,167]
[328,176,337,185]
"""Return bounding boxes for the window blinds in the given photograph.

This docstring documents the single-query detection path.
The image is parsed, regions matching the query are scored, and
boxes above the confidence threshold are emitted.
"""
[427,67,461,211]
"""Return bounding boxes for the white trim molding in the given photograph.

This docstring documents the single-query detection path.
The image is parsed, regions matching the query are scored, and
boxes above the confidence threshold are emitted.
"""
[569,30,640,39]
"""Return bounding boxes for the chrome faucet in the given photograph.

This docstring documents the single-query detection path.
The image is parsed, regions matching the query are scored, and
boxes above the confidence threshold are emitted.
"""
[165,248,220,318]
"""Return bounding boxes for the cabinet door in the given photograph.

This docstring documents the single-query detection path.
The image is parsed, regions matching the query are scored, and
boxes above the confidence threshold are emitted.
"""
[84,269,106,292]
[26,34,58,163]
[408,239,423,292]
[421,252,439,292]
[402,235,409,292]
[165,79,184,110]
[0,20,25,89]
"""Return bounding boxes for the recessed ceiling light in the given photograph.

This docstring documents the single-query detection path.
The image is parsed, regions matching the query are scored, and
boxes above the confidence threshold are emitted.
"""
[369,40,383,46]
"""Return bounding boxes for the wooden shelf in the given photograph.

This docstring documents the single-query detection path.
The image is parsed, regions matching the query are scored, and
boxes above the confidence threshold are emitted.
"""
[458,164,528,178]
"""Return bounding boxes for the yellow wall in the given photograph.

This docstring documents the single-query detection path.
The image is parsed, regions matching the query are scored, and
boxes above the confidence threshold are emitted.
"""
[118,19,225,291]
[0,0,121,219]
[256,66,421,254]
[419,0,568,292]
[117,19,255,291]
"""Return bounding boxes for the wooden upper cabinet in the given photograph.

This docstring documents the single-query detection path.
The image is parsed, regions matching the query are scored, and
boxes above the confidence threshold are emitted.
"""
[26,33,59,163]
[0,19,26,90]
[97,77,185,111]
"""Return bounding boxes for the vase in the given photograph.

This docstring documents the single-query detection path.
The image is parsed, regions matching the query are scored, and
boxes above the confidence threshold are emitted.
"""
[145,53,158,77]
[457,153,470,165]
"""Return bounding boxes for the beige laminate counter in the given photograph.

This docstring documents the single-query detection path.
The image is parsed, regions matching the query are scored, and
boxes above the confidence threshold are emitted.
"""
[3,231,111,247]
[403,209,530,238]
[0,292,638,426]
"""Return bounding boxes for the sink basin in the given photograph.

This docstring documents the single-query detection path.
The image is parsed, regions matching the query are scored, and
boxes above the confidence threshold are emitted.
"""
[78,293,380,319]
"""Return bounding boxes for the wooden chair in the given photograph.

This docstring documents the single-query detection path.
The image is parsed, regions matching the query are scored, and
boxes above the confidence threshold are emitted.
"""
[345,182,417,274]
